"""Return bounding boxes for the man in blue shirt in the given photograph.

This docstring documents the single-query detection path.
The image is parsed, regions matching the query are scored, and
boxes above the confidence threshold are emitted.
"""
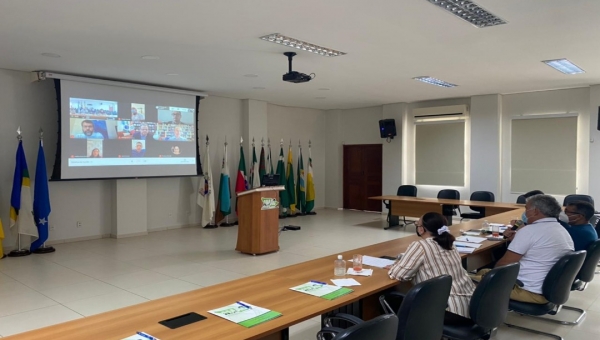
[563,201,598,251]
[131,141,146,157]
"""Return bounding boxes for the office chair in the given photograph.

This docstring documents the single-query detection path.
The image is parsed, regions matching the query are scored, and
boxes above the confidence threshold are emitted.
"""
[381,275,452,340]
[460,191,495,221]
[505,251,586,339]
[442,263,520,340]
[516,190,544,204]
[437,189,461,218]
[563,194,595,207]
[383,185,417,229]
[317,312,398,340]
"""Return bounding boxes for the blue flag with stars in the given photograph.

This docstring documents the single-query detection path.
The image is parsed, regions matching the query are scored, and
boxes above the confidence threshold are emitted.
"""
[31,140,51,252]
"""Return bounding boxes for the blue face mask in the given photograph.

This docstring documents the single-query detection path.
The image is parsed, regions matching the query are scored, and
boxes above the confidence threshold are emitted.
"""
[521,211,528,224]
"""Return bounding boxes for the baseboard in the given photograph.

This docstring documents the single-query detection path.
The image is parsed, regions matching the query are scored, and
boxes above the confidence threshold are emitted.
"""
[148,223,196,233]
[110,231,148,239]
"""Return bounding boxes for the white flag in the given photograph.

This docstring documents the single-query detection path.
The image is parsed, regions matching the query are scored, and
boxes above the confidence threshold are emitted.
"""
[197,144,215,227]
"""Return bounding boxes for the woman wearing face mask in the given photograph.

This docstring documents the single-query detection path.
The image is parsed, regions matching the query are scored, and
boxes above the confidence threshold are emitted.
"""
[388,212,475,323]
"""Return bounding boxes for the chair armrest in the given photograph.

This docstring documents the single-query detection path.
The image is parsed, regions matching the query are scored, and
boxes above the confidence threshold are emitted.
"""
[384,200,390,209]
[317,327,345,340]
[323,313,364,328]
[384,291,406,299]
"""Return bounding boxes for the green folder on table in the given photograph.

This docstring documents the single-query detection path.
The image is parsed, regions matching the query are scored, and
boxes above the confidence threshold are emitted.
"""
[208,301,282,328]
[290,281,353,300]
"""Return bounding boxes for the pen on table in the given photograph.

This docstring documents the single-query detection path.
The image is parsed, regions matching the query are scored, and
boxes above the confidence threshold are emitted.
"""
[236,301,252,309]
[310,280,327,285]
[465,238,470,242]
[136,331,157,340]
[455,245,468,248]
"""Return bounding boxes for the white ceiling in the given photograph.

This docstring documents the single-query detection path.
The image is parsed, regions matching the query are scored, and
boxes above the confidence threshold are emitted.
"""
[1,0,600,110]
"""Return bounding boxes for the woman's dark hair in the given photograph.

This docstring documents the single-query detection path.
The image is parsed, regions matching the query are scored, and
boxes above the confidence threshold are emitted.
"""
[421,212,455,251]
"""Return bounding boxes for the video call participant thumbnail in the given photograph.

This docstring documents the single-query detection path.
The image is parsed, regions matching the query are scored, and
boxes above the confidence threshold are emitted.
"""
[131,104,145,122]
[131,141,146,157]
[133,123,151,140]
[73,119,105,139]
[89,148,101,158]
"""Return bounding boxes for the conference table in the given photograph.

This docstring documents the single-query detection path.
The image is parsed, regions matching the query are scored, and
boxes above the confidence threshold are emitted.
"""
[369,195,523,227]
[5,207,523,340]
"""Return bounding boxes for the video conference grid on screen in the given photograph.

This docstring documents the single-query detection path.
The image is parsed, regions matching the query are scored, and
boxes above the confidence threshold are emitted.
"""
[68,98,195,167]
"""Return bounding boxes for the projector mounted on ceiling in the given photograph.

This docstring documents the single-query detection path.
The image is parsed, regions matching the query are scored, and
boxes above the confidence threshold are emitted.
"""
[282,52,314,84]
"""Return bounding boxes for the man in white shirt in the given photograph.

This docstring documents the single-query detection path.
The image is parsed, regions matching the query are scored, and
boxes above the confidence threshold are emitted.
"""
[496,194,574,303]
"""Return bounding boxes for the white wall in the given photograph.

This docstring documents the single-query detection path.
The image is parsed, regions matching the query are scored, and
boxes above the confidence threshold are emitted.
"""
[589,86,600,201]
[470,95,501,196]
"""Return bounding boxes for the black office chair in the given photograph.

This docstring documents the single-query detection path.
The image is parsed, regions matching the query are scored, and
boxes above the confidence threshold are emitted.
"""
[438,189,461,217]
[442,263,520,340]
[384,185,418,229]
[380,275,452,340]
[505,251,586,339]
[317,313,398,340]
[563,194,595,207]
[460,191,495,220]
[516,190,544,204]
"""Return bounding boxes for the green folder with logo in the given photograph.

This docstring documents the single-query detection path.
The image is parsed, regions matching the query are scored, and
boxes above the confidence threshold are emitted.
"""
[208,301,281,328]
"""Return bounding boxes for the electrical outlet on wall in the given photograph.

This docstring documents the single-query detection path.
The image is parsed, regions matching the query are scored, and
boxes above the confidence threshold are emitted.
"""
[76,221,82,228]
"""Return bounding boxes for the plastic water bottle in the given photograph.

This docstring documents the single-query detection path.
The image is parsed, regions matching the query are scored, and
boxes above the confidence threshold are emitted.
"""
[334,255,346,277]
[482,220,490,232]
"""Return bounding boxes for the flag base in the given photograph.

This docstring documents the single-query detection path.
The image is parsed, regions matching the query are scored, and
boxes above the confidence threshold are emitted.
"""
[295,212,306,216]
[32,246,56,254]
[287,214,297,218]
[234,221,239,225]
[1,254,6,260]
[306,211,317,215]
[220,222,236,227]
[203,224,219,229]
[8,249,31,257]
[279,215,287,219]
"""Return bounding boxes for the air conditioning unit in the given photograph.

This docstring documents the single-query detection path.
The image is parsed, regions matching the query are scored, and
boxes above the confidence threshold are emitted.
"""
[412,104,469,119]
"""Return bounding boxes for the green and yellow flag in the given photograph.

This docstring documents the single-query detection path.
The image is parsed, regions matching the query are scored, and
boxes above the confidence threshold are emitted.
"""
[276,145,289,210]
[286,145,296,214]
[296,146,306,214]
[305,145,315,213]
[0,219,5,258]
[10,140,39,241]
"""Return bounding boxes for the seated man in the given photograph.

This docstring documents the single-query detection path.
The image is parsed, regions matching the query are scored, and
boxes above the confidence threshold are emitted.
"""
[479,194,574,304]
[562,201,598,251]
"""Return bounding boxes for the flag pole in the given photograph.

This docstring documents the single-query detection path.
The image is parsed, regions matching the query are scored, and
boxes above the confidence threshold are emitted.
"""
[32,128,56,254]
[8,127,32,257]
[221,139,235,227]
[203,135,218,229]
[307,139,317,215]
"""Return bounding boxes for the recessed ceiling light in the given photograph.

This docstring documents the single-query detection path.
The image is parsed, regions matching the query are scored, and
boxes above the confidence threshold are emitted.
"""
[318,88,330,91]
[542,59,585,75]
[166,73,179,76]
[315,97,327,99]
[41,53,61,58]
[252,87,266,90]
[141,55,160,60]
[425,0,507,28]
[413,76,457,88]
[244,74,259,78]
[260,33,346,57]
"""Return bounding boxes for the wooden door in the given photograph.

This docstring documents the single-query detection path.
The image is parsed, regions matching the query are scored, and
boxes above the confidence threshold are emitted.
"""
[343,144,382,212]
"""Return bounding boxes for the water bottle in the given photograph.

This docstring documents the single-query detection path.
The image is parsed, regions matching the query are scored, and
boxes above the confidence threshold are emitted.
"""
[482,220,490,232]
[334,255,346,277]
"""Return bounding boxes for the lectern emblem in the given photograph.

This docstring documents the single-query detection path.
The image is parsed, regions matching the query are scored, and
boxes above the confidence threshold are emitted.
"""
[261,198,279,210]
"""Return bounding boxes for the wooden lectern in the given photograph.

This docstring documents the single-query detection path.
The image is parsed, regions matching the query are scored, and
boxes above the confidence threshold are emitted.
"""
[236,186,285,255]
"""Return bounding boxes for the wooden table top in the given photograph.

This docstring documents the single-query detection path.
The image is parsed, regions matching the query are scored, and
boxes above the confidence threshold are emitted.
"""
[369,195,524,209]
[5,209,523,340]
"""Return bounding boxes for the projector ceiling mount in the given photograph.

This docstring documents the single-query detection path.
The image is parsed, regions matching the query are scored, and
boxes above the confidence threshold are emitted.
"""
[282,52,315,84]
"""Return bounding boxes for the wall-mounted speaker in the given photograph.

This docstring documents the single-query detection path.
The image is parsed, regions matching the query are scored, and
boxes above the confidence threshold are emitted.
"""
[379,119,397,139]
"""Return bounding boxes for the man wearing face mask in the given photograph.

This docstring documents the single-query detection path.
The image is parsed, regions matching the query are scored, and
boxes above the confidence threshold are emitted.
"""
[491,194,574,303]
[561,201,598,251]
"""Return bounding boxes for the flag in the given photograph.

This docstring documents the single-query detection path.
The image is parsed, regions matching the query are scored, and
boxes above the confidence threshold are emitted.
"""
[276,145,289,210]
[305,146,316,213]
[10,141,38,241]
[296,147,306,214]
[31,140,51,252]
[0,219,5,257]
[218,143,231,217]
[235,144,248,194]
[286,145,296,214]
[197,143,215,227]
[259,145,266,186]
[266,145,274,175]
[250,144,260,189]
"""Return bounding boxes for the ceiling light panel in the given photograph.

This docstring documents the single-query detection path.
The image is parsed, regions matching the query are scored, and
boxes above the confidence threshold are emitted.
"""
[426,0,507,28]
[260,33,346,57]
[413,76,457,88]
[542,59,585,75]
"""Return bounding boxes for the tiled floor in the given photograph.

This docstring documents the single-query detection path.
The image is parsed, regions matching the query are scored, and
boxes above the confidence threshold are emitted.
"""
[0,209,599,339]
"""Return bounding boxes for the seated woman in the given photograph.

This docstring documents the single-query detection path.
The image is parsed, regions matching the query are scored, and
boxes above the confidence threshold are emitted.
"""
[388,212,475,323]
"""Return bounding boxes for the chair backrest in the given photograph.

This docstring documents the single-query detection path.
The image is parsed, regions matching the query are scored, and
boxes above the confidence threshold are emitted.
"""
[516,190,544,204]
[576,240,600,283]
[437,189,460,200]
[469,191,495,213]
[470,263,520,330]
[333,313,398,340]
[563,194,595,207]
[397,185,417,197]
[395,275,452,340]
[542,251,586,304]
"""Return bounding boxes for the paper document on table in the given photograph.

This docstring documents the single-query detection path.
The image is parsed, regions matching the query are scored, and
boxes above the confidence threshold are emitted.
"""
[122,334,160,340]
[347,268,373,276]
[454,241,482,249]
[361,255,395,268]
[290,282,353,300]
[208,301,282,328]
[331,278,361,287]
[456,247,475,254]
[455,236,486,243]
